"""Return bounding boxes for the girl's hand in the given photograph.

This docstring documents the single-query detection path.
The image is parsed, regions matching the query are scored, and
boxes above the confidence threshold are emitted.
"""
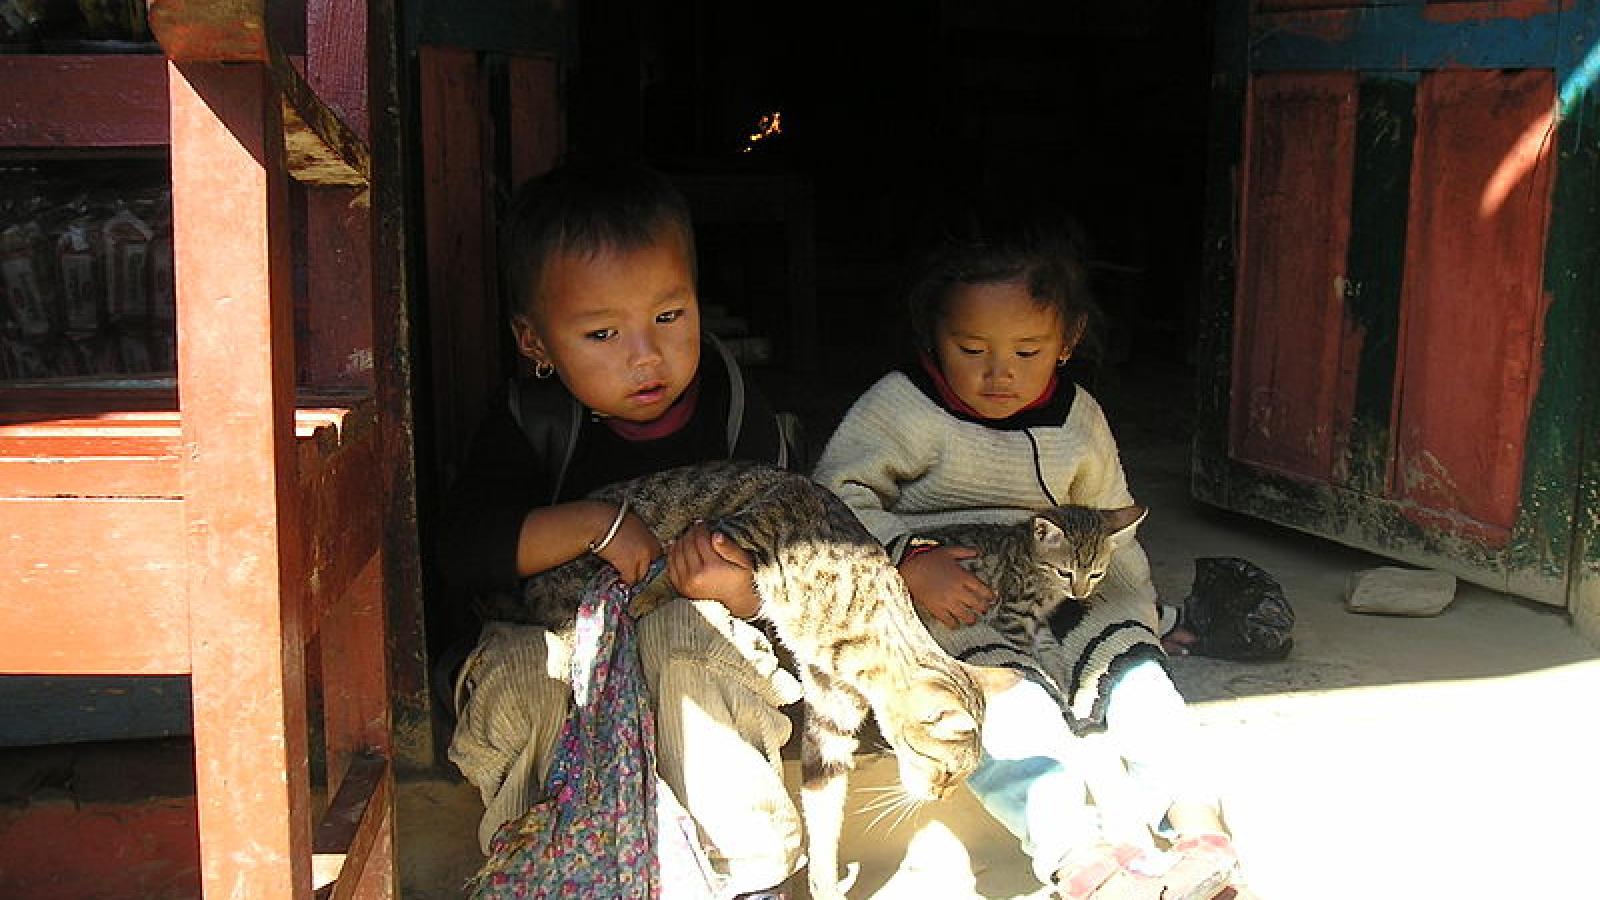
[899,545,994,628]
[592,508,660,585]
[666,522,761,618]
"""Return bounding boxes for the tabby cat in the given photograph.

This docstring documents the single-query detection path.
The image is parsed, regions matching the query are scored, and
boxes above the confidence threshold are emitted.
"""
[501,459,1012,900]
[915,503,1149,655]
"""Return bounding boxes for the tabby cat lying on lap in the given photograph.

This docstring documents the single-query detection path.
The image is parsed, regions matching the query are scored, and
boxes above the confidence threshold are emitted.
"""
[494,460,1013,900]
[914,503,1149,654]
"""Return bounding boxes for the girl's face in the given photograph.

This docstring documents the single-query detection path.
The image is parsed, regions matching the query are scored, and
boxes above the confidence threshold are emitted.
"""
[932,278,1079,420]
[512,228,701,423]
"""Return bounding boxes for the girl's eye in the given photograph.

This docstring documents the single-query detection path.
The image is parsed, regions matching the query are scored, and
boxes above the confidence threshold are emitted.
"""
[958,345,984,356]
[584,328,617,342]
[1017,349,1040,358]
[656,308,684,325]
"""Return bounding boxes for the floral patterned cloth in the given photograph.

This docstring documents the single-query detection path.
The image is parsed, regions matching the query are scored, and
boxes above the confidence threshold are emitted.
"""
[468,563,724,899]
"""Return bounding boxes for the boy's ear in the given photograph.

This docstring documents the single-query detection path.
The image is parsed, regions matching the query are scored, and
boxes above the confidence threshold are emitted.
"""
[510,314,545,363]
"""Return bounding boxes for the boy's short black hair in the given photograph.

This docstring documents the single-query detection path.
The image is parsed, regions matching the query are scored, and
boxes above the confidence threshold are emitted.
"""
[902,193,1103,362]
[501,158,696,321]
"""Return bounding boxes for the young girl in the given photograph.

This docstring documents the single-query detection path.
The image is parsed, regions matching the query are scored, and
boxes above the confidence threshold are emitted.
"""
[811,197,1238,900]
[438,160,800,898]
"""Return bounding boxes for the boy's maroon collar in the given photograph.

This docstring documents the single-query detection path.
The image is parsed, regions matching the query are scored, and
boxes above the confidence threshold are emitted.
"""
[602,375,701,441]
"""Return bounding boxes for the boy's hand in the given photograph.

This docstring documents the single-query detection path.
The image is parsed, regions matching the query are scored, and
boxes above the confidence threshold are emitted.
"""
[899,545,994,628]
[666,522,762,619]
[592,508,660,585]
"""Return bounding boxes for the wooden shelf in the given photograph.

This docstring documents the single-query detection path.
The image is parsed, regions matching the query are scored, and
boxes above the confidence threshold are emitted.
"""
[0,54,169,149]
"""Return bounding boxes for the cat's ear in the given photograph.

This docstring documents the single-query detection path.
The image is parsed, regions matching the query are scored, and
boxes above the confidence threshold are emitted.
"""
[1031,515,1065,548]
[961,662,1023,698]
[1104,504,1148,539]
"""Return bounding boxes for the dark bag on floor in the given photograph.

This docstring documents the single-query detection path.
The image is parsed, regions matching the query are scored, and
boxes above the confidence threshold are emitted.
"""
[1182,556,1295,661]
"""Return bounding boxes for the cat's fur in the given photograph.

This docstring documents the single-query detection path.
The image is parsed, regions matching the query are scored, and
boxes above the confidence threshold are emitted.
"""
[916,503,1149,656]
[495,460,1009,900]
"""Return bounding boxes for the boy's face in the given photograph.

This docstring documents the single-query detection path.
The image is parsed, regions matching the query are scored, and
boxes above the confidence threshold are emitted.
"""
[512,228,701,423]
[933,278,1079,420]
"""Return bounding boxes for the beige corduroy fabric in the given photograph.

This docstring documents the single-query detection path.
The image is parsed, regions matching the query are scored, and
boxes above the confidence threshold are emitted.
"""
[448,599,804,893]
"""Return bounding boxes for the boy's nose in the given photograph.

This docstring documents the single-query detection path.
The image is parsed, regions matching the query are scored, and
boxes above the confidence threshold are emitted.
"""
[627,333,663,367]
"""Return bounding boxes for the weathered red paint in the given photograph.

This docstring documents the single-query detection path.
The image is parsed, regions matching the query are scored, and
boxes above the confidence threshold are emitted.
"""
[307,0,371,140]
[0,498,188,673]
[171,59,313,898]
[0,55,170,148]
[508,56,563,189]
[1251,5,1358,42]
[420,46,499,473]
[1423,0,1569,25]
[304,190,378,387]
[1391,68,1553,536]
[147,0,270,62]
[0,797,200,899]
[1231,71,1359,482]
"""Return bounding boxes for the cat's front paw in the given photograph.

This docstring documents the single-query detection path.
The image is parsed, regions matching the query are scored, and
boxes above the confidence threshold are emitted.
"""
[806,862,859,900]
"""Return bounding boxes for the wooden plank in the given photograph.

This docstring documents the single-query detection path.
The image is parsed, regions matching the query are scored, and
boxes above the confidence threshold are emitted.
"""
[0,498,188,674]
[302,432,383,627]
[276,43,371,187]
[1336,76,1415,495]
[1247,3,1572,72]
[370,0,434,772]
[419,46,497,475]
[0,56,169,149]
[308,0,371,140]
[170,59,312,899]
[1513,64,1600,600]
[0,456,181,498]
[303,190,377,385]
[507,56,562,188]
[1392,69,1554,538]
[311,754,393,900]
[147,0,270,62]
[1230,71,1358,482]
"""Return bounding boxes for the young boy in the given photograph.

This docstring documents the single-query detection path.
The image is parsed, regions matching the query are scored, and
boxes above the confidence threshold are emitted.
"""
[437,159,801,897]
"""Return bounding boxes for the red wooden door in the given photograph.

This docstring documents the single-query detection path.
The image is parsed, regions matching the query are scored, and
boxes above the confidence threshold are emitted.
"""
[1196,1,1600,608]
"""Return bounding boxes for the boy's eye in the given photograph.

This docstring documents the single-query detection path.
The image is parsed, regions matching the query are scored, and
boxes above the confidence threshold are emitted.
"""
[1016,349,1040,358]
[958,345,984,356]
[656,308,684,325]
[584,327,617,342]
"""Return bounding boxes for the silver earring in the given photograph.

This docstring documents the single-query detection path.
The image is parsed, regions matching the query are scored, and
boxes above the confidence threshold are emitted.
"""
[534,360,555,379]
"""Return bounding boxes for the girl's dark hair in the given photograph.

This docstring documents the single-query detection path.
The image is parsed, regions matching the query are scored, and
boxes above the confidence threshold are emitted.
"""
[902,194,1103,362]
[500,158,696,320]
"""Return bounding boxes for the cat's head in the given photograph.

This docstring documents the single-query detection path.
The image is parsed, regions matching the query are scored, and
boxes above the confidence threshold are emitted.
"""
[1030,504,1148,602]
[878,658,1018,801]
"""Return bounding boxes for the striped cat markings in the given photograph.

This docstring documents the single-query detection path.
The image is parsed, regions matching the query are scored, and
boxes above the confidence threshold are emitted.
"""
[509,460,1014,899]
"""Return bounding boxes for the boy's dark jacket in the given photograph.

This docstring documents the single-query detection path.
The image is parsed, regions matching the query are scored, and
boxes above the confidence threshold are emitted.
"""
[437,334,789,597]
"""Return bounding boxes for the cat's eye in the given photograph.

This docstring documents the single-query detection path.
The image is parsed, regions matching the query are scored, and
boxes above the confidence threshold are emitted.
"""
[1052,565,1071,578]
[1088,573,1102,581]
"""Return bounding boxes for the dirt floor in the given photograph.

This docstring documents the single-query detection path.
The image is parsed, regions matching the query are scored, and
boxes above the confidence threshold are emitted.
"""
[395,360,1600,899]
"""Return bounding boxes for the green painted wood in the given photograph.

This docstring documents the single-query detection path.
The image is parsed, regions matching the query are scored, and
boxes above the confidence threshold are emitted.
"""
[405,0,570,56]
[1511,84,1600,597]
[1199,0,1600,611]
[1339,77,1413,496]
[1192,0,1248,506]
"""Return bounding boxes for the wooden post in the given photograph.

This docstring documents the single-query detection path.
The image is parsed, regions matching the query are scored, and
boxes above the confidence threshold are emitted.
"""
[171,60,312,899]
